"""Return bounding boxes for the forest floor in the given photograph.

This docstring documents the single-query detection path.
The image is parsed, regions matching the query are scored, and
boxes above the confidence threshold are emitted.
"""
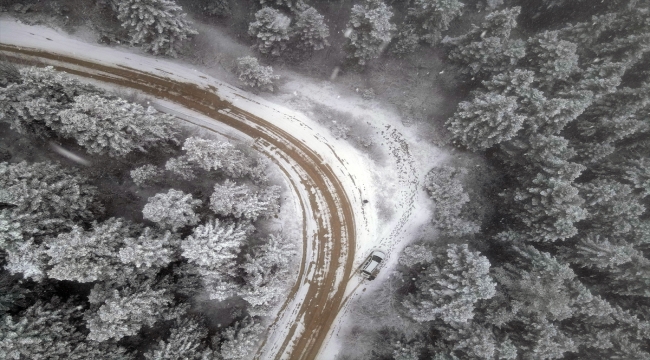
[0,16,448,359]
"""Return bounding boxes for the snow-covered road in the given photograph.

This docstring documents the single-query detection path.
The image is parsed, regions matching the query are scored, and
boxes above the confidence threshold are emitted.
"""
[0,18,445,359]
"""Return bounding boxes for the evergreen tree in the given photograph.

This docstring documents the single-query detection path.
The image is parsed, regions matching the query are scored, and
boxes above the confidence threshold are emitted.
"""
[423,165,480,236]
[447,92,525,150]
[292,5,330,55]
[240,234,296,314]
[408,0,464,45]
[55,95,178,157]
[344,0,396,65]
[142,189,202,231]
[0,299,133,360]
[403,244,496,324]
[115,0,198,57]
[180,137,266,181]
[248,7,292,56]
[0,66,101,137]
[209,180,281,221]
[118,228,178,269]
[205,0,231,17]
[443,7,525,78]
[46,218,137,283]
[181,219,249,301]
[219,318,264,360]
[143,318,214,360]
[130,164,162,187]
[85,283,174,342]
[164,156,197,180]
[0,161,100,241]
[524,30,579,91]
[236,56,279,92]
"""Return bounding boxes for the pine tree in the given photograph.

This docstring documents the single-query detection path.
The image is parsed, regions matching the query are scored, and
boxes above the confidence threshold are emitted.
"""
[54,95,178,157]
[344,0,396,65]
[292,5,330,55]
[142,189,202,231]
[447,92,525,150]
[144,318,214,360]
[236,56,279,92]
[85,284,174,342]
[118,228,178,269]
[219,318,264,360]
[130,164,162,187]
[4,239,47,281]
[423,165,480,236]
[240,234,296,314]
[399,244,435,268]
[403,244,496,324]
[0,161,100,240]
[205,0,231,17]
[164,156,197,180]
[443,7,525,78]
[46,218,137,283]
[209,180,281,221]
[248,7,292,56]
[115,0,198,57]
[408,0,464,45]
[180,137,266,180]
[181,219,249,301]
[259,0,301,11]
[0,299,133,360]
[0,66,102,137]
[525,30,579,90]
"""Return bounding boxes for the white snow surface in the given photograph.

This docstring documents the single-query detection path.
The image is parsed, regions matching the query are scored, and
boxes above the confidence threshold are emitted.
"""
[0,17,447,359]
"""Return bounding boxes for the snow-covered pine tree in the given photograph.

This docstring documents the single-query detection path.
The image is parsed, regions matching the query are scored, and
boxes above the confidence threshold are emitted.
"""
[45,218,137,283]
[248,7,292,56]
[144,317,214,359]
[0,66,102,137]
[181,137,267,181]
[205,0,231,17]
[292,5,330,54]
[219,318,264,360]
[85,284,174,342]
[236,56,279,92]
[442,7,525,78]
[344,0,396,65]
[3,239,47,281]
[0,299,134,360]
[403,244,496,324]
[424,165,480,237]
[408,0,464,45]
[210,180,281,221]
[115,0,198,57]
[55,95,178,157]
[240,233,296,314]
[446,92,525,151]
[164,156,197,180]
[118,228,178,269]
[142,189,202,231]
[0,161,100,241]
[130,164,162,187]
[181,219,250,301]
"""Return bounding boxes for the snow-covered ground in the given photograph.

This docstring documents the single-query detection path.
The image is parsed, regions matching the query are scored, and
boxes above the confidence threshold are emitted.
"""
[0,17,447,359]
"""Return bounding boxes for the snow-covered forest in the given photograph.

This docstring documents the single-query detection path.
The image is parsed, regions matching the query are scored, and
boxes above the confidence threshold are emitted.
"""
[0,65,296,358]
[1,0,650,359]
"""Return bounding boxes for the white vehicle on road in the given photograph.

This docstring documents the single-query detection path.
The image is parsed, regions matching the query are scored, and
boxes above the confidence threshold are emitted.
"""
[360,250,386,279]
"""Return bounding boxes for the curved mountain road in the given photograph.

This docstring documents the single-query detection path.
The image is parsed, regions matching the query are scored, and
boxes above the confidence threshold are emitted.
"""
[0,44,356,359]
